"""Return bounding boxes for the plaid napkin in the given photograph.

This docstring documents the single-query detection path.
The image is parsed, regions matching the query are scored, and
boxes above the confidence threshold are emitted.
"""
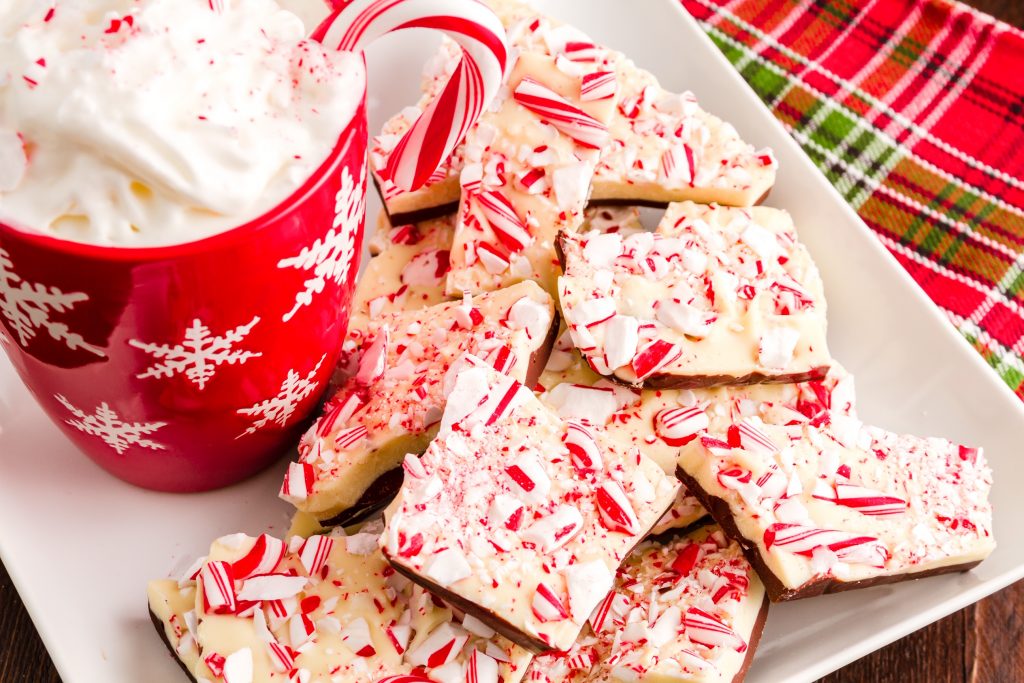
[682,0,1024,399]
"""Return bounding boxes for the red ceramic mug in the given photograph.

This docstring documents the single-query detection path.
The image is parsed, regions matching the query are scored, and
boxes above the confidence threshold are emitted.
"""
[0,0,507,492]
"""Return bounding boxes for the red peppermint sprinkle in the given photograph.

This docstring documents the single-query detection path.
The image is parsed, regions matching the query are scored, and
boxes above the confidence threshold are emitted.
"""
[717,467,752,490]
[631,339,682,381]
[355,326,389,385]
[204,653,226,677]
[532,582,570,622]
[654,405,708,447]
[298,535,334,577]
[764,523,888,568]
[513,77,610,150]
[333,425,369,451]
[466,649,498,683]
[317,391,367,437]
[200,561,236,614]
[280,462,315,500]
[726,419,778,457]
[482,343,517,375]
[231,534,286,580]
[580,71,617,101]
[396,531,424,558]
[407,622,468,668]
[595,481,639,535]
[683,606,747,652]
[832,483,907,516]
[563,40,601,62]
[671,542,702,577]
[699,435,732,456]
[563,420,603,473]
[385,623,411,654]
[476,190,531,252]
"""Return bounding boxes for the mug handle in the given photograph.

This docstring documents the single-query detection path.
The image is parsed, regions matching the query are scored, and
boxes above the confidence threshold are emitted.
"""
[313,0,509,192]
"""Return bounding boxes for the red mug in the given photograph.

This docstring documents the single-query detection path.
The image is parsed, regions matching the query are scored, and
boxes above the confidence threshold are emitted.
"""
[0,0,507,492]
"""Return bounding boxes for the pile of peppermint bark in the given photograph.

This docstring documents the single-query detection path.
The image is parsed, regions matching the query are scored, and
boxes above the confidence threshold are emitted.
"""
[148,2,995,682]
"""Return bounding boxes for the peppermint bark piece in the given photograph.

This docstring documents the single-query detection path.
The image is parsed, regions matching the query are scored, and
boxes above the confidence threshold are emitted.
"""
[381,361,681,652]
[284,281,557,526]
[529,525,767,683]
[445,51,619,296]
[676,418,995,602]
[558,201,831,388]
[148,528,533,683]
[348,213,456,339]
[371,1,776,224]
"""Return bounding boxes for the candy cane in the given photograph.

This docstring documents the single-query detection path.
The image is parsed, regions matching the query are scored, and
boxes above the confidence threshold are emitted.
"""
[313,0,508,191]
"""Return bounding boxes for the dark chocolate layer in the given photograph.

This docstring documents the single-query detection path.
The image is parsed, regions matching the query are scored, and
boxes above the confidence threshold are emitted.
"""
[149,607,197,683]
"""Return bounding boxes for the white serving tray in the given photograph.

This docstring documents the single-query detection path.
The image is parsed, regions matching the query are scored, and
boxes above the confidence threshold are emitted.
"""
[1,2,1022,681]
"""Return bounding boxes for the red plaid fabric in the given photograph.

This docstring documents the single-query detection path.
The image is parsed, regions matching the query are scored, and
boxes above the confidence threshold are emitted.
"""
[682,0,1024,398]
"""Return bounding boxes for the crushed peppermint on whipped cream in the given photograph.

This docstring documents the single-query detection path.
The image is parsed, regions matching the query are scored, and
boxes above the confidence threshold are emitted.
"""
[0,0,364,245]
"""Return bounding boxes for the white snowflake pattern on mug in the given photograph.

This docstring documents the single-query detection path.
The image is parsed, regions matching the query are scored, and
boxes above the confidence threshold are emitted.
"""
[277,165,366,323]
[235,354,326,438]
[54,394,167,455]
[0,247,104,357]
[128,316,262,390]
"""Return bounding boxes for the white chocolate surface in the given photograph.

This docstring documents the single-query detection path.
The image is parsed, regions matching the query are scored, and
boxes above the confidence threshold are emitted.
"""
[558,201,831,385]
[148,528,532,682]
[382,362,680,652]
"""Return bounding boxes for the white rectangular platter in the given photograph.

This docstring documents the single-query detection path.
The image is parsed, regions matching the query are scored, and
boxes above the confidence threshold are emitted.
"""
[1,1,1022,682]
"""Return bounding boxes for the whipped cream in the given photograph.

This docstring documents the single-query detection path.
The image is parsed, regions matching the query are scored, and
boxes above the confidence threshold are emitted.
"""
[0,0,364,246]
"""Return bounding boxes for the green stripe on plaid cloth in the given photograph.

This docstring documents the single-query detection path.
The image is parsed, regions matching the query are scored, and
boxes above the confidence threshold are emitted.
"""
[682,0,1024,399]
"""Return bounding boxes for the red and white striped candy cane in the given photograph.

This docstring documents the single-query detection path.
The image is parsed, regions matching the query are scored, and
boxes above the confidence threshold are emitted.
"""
[313,0,508,191]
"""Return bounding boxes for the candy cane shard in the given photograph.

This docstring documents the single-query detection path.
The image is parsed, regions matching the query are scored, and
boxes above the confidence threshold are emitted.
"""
[677,415,995,602]
[148,529,533,683]
[381,361,680,653]
[283,281,556,526]
[316,0,508,191]
[444,50,620,296]
[527,525,767,682]
[370,0,775,223]
[557,201,832,388]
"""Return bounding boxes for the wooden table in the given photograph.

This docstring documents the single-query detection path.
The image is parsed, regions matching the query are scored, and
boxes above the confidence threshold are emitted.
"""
[3,1,1024,681]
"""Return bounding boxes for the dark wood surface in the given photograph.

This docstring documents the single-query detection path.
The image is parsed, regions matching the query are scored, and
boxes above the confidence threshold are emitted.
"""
[2,1,1023,682]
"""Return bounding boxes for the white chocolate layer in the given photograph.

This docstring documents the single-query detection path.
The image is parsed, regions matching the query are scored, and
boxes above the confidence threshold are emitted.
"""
[528,525,765,683]
[678,418,995,592]
[558,201,831,386]
[382,361,681,652]
[148,527,532,682]
[286,281,555,521]
[348,213,457,339]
